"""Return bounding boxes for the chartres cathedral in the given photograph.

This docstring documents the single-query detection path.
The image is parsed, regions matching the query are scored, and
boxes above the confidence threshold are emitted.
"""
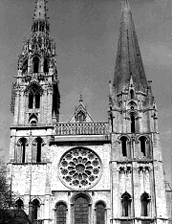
[8,0,168,224]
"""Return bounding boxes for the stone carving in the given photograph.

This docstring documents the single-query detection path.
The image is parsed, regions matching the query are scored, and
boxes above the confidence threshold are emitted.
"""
[59,148,102,189]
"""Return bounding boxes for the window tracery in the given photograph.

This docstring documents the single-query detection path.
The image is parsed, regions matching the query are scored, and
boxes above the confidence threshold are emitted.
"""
[59,148,102,189]
[27,83,42,109]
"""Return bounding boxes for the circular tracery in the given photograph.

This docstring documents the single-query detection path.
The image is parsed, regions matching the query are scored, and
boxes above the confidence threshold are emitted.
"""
[59,148,102,189]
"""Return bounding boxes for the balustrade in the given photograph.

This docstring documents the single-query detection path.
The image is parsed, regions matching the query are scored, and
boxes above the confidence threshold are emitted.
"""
[56,122,108,135]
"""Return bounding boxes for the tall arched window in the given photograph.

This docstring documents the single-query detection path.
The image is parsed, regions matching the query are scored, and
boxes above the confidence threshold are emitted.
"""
[15,138,27,163]
[139,136,147,157]
[33,57,39,73]
[27,83,42,110]
[121,136,128,157]
[74,195,89,224]
[121,192,131,217]
[31,199,40,221]
[22,59,28,74]
[56,202,67,224]
[36,137,42,163]
[15,199,24,209]
[130,89,134,99]
[141,193,150,216]
[28,93,34,109]
[95,202,106,224]
[21,138,26,163]
[32,137,43,163]
[131,113,135,133]
[44,58,49,73]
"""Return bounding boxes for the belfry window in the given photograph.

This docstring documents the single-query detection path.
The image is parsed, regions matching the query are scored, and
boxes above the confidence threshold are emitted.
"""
[32,137,43,163]
[36,137,42,163]
[139,136,147,157]
[31,199,40,221]
[27,84,41,109]
[15,138,27,163]
[44,58,49,73]
[56,203,67,224]
[22,59,28,74]
[130,89,134,99]
[33,57,39,73]
[141,193,150,216]
[21,138,26,163]
[95,202,106,224]
[121,136,128,157]
[15,199,24,209]
[131,113,135,133]
[121,193,131,217]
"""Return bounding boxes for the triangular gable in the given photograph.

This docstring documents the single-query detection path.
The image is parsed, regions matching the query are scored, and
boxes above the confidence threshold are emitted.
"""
[69,95,94,123]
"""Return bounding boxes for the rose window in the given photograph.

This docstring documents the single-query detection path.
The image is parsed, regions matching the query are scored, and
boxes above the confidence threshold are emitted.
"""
[59,148,102,189]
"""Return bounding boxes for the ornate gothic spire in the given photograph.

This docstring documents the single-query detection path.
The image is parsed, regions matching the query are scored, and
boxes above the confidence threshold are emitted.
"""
[31,0,50,35]
[113,0,148,94]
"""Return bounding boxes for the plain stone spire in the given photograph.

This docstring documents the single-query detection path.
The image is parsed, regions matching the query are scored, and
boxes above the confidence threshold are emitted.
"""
[113,0,148,94]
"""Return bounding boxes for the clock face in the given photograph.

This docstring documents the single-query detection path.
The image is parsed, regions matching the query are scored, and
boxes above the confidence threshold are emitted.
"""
[58,148,102,190]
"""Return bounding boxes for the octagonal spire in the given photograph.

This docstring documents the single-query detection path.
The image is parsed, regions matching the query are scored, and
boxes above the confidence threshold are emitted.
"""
[113,0,148,94]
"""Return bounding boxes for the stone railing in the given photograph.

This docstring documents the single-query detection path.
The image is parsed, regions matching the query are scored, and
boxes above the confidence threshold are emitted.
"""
[55,122,109,135]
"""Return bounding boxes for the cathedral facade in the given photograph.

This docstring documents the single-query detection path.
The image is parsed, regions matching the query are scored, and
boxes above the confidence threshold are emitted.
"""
[8,0,168,224]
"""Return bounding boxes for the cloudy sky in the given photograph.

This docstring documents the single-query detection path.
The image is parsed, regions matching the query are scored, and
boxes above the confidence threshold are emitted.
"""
[0,0,172,182]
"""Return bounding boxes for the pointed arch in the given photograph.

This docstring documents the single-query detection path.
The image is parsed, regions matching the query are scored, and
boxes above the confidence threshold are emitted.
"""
[139,136,147,157]
[32,137,44,163]
[141,192,150,216]
[15,198,24,209]
[130,113,135,133]
[120,136,130,158]
[130,89,134,99]
[31,199,40,221]
[121,192,131,217]
[15,138,28,163]
[44,57,49,73]
[22,59,28,74]
[33,56,39,73]
[29,114,38,126]
[26,83,43,110]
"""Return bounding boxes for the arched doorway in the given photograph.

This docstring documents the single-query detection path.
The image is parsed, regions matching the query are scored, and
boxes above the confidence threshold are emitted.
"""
[74,195,89,224]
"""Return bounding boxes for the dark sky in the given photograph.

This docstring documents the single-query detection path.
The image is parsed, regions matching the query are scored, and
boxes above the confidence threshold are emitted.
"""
[0,0,172,182]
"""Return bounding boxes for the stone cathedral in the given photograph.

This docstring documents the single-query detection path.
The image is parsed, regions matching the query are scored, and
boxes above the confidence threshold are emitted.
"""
[8,0,168,224]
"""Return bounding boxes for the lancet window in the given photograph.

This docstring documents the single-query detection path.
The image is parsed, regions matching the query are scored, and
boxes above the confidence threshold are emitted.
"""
[139,136,147,157]
[15,138,27,163]
[15,199,24,209]
[130,113,135,133]
[44,58,49,73]
[31,199,40,221]
[120,136,130,158]
[121,192,131,217]
[22,59,28,74]
[33,57,39,73]
[32,137,43,163]
[141,193,150,216]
